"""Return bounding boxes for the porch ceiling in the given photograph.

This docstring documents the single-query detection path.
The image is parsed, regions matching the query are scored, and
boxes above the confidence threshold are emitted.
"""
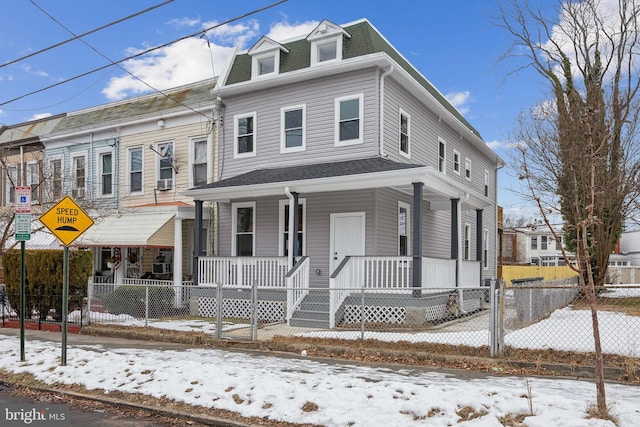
[184,157,491,209]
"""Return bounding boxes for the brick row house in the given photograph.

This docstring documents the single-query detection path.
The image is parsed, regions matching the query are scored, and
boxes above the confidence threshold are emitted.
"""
[185,19,503,327]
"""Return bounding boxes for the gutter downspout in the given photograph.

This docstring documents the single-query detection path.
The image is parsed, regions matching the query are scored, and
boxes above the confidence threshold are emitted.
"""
[284,186,295,270]
[379,66,394,158]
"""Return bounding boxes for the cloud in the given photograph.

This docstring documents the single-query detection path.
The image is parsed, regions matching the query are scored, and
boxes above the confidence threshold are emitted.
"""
[167,17,201,29]
[485,139,506,150]
[266,20,318,42]
[445,90,471,115]
[102,38,234,100]
[204,20,260,48]
[21,64,49,78]
[29,112,52,121]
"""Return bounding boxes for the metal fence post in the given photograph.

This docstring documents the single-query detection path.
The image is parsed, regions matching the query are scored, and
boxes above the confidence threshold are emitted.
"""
[216,284,223,339]
[251,281,258,341]
[145,284,149,327]
[86,279,92,325]
[360,287,365,341]
[490,279,504,357]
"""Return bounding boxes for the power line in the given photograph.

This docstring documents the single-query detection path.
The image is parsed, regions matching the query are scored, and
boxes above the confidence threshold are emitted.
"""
[0,0,287,109]
[28,0,211,120]
[1,0,174,69]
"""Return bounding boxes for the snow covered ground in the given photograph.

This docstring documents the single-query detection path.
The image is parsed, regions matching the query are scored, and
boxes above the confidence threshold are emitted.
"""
[0,333,638,426]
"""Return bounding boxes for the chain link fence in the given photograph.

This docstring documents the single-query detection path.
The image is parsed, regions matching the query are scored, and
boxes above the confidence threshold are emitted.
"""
[84,279,640,362]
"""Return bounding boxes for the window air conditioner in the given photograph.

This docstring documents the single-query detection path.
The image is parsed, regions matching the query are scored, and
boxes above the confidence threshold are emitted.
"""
[156,179,173,191]
[71,188,85,199]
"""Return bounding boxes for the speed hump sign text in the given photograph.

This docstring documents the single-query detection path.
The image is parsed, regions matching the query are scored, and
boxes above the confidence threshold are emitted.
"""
[40,196,94,246]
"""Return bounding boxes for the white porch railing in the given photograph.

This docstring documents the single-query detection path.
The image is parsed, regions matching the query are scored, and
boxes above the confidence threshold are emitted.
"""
[198,257,288,287]
[460,260,481,288]
[422,258,456,288]
[285,257,310,321]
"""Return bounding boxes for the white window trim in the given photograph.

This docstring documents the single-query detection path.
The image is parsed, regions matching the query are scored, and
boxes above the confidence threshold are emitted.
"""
[95,147,114,197]
[483,228,489,270]
[398,201,410,256]
[399,109,410,158]
[189,135,211,187]
[251,51,279,78]
[234,112,257,158]
[484,169,490,197]
[5,163,18,205]
[438,137,446,174]
[71,152,88,191]
[335,93,364,146]
[232,201,256,256]
[26,160,40,203]
[464,157,472,181]
[310,36,343,66]
[278,198,307,256]
[154,140,175,183]
[453,149,461,175]
[280,104,306,153]
[464,223,471,261]
[47,154,63,199]
[127,146,144,195]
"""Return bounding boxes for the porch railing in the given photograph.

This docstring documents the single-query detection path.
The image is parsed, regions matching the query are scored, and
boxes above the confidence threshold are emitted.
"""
[198,256,288,287]
[285,256,310,321]
[422,257,456,288]
[460,260,481,288]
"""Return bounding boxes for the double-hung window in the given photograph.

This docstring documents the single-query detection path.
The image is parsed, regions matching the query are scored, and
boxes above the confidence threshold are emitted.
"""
[399,110,410,157]
[531,235,538,250]
[72,155,86,197]
[484,170,490,196]
[129,147,143,193]
[335,94,363,146]
[99,151,113,196]
[398,202,410,256]
[27,161,40,203]
[453,150,461,175]
[483,229,489,269]
[233,202,255,256]
[281,105,305,152]
[157,141,174,186]
[279,199,306,256]
[50,158,62,198]
[541,235,548,250]
[234,112,256,157]
[191,137,208,186]
[5,165,17,205]
[464,158,472,181]
[438,138,446,173]
[464,224,471,260]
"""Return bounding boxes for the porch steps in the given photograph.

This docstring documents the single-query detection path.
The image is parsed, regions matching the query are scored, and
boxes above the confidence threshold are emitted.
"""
[289,290,330,329]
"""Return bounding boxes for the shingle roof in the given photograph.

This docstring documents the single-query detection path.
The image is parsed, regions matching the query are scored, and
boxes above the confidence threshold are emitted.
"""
[225,20,481,138]
[192,157,424,190]
[51,79,217,133]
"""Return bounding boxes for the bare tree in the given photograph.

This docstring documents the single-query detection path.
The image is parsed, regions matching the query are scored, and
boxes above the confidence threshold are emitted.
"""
[499,0,640,416]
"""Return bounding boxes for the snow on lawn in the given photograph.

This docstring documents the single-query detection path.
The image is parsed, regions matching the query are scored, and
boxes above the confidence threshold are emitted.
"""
[0,333,638,426]
[300,308,640,357]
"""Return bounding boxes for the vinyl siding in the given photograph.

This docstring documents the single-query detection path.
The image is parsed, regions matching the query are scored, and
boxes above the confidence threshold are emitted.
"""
[219,69,380,180]
[119,123,207,208]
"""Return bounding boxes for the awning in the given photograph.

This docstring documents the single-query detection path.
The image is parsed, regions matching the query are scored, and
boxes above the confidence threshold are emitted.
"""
[74,212,175,247]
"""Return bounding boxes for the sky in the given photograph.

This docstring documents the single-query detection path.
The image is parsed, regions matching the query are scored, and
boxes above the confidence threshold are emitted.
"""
[0,0,560,218]
[1,287,639,426]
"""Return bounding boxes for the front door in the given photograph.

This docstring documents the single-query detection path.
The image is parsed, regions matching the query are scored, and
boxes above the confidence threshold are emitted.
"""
[330,212,365,273]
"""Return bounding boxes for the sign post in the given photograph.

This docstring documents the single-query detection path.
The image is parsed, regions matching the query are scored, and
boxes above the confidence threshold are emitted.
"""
[40,196,94,365]
[14,186,31,362]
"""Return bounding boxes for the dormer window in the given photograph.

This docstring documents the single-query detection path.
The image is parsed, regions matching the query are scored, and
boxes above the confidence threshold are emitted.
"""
[248,36,288,79]
[307,20,351,66]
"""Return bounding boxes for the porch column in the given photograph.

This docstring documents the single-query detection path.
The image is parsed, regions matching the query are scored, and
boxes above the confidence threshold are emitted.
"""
[412,182,423,297]
[174,216,183,307]
[291,192,299,267]
[193,200,203,286]
[451,198,460,287]
[476,209,483,286]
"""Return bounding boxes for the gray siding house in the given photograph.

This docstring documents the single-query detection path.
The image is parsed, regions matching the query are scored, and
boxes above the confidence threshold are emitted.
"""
[185,19,503,328]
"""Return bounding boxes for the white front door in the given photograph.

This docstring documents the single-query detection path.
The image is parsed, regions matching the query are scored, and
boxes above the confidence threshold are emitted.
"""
[330,212,365,273]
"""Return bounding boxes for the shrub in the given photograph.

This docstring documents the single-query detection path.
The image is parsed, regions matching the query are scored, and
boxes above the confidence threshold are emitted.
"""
[3,249,93,319]
[100,285,175,318]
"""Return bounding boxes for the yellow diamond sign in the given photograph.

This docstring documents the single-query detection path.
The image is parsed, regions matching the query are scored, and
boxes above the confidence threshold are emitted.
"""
[40,196,94,246]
